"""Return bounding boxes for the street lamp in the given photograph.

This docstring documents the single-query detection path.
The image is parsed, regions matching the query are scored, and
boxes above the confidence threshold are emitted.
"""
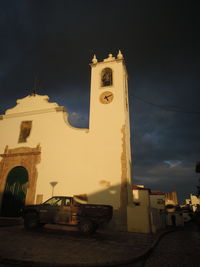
[50,181,58,197]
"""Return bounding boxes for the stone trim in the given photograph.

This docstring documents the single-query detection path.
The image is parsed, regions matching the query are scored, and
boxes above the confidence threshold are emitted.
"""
[0,152,41,157]
[119,124,128,230]
[0,145,41,210]
[90,58,123,67]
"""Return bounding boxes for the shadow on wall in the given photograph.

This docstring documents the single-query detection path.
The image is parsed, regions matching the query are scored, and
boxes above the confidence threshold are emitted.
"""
[78,181,132,231]
[0,191,25,217]
[0,179,133,232]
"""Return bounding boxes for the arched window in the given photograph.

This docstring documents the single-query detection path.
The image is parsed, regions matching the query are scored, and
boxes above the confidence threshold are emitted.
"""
[101,68,112,87]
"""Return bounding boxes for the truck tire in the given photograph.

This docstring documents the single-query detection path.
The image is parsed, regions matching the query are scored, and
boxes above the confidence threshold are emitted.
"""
[24,212,39,230]
[93,222,99,232]
[78,219,95,234]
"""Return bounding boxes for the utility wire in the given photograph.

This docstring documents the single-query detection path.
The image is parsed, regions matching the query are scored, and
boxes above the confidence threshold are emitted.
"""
[133,94,200,114]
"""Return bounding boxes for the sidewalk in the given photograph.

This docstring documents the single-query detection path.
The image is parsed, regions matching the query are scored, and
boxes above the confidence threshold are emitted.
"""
[0,217,173,267]
[0,216,23,227]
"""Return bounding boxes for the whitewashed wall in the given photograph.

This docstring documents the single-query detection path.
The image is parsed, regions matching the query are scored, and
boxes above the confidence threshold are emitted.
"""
[0,53,133,231]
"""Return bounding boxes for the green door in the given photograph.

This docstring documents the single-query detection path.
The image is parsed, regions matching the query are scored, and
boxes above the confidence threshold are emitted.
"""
[1,166,28,217]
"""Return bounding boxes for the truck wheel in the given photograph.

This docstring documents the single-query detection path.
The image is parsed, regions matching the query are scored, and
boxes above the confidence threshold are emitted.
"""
[93,222,99,232]
[78,219,95,234]
[24,212,39,230]
[38,223,45,228]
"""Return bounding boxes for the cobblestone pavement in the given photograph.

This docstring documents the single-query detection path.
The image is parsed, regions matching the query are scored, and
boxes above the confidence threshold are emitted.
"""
[0,223,163,267]
[143,222,200,267]
[1,222,199,267]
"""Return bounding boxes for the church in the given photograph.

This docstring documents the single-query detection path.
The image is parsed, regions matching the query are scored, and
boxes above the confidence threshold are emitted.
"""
[0,51,135,231]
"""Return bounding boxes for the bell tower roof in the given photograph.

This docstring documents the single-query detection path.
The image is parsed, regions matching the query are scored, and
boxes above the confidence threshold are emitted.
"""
[90,51,124,66]
[103,53,115,62]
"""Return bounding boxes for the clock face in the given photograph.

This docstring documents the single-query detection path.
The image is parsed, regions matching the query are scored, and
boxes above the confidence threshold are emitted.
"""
[100,91,114,104]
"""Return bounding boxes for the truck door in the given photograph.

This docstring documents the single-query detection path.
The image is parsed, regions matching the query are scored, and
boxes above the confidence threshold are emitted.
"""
[40,197,63,223]
[54,197,72,224]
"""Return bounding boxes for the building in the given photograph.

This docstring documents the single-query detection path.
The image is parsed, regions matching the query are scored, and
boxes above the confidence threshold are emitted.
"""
[131,185,151,233]
[150,190,166,232]
[186,194,200,212]
[150,191,165,210]
[0,51,135,231]
[165,191,178,206]
[131,186,166,233]
[165,191,185,226]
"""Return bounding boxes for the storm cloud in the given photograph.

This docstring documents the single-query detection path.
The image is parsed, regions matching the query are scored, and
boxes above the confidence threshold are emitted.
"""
[0,0,200,202]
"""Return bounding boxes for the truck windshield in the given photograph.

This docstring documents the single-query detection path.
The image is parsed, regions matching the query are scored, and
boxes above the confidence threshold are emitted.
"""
[43,197,62,206]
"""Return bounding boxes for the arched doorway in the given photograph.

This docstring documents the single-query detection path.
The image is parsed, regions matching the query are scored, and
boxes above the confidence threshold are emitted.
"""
[1,166,28,217]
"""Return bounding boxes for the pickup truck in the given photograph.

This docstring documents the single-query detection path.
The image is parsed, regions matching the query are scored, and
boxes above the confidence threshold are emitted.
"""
[22,196,113,234]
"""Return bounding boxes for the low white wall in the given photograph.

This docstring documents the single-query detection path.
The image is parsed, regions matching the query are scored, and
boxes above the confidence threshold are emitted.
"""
[150,208,166,233]
[127,205,151,233]
[166,213,184,226]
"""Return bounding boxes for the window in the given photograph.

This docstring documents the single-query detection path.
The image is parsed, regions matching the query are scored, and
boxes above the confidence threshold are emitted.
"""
[64,198,71,206]
[133,201,140,206]
[157,199,164,204]
[44,197,62,206]
[18,121,32,143]
[101,68,112,87]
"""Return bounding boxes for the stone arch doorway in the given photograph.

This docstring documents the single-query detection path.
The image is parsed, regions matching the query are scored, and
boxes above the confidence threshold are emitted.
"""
[1,166,28,217]
[0,145,41,216]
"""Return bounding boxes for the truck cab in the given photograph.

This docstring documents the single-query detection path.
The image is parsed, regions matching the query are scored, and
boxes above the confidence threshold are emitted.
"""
[23,196,113,234]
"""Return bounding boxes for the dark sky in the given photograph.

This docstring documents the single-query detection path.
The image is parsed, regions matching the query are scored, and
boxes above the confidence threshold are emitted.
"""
[0,0,200,202]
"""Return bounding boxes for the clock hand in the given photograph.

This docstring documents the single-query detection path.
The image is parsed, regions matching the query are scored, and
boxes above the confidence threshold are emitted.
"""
[104,94,112,101]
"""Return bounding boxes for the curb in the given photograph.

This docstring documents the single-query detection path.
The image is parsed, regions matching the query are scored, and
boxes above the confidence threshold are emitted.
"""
[106,228,175,266]
[0,229,175,267]
[0,217,23,227]
[0,222,23,227]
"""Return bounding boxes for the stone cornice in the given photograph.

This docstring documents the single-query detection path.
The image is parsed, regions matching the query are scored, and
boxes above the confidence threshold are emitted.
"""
[0,151,41,157]
[90,58,123,67]
[1,106,66,120]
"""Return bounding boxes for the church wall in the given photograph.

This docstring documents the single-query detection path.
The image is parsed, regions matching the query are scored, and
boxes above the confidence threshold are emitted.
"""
[0,95,125,210]
[0,101,88,201]
[0,52,134,231]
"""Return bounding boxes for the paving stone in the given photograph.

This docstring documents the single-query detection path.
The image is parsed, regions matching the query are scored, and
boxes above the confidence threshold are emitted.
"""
[0,217,171,266]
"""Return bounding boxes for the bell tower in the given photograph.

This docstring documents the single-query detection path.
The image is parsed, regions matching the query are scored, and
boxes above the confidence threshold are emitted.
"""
[88,51,133,231]
[89,51,129,132]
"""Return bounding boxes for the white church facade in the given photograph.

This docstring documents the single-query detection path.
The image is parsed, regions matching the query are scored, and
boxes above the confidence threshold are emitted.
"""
[0,51,135,231]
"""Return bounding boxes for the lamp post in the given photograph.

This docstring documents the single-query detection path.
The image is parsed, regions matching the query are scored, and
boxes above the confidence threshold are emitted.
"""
[50,181,58,197]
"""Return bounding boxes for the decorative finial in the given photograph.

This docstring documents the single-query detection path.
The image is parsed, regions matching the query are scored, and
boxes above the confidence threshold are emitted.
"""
[103,53,115,62]
[92,54,98,64]
[117,50,123,59]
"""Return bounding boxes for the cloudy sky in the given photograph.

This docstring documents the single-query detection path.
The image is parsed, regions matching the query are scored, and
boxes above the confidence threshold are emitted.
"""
[0,0,199,202]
